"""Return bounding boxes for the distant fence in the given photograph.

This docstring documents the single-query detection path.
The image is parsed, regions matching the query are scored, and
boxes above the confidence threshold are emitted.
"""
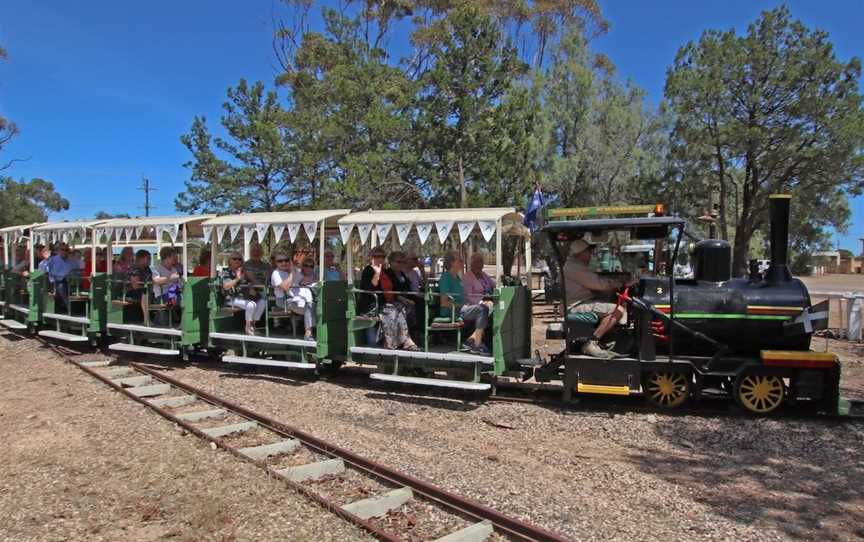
[809,291,864,340]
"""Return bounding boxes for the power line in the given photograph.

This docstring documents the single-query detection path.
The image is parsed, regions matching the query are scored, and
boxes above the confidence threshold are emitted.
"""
[138,176,157,217]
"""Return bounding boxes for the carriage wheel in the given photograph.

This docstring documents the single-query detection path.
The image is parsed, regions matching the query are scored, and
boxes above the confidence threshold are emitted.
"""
[735,371,785,414]
[644,370,690,409]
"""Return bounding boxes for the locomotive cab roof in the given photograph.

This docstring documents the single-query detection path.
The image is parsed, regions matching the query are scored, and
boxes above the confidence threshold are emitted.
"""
[541,216,686,240]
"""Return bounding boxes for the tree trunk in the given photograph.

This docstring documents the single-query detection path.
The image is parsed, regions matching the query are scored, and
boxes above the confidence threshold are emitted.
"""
[458,156,467,208]
[715,141,729,240]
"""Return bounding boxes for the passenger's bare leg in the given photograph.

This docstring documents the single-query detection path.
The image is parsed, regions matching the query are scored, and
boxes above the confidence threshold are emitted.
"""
[141,297,151,326]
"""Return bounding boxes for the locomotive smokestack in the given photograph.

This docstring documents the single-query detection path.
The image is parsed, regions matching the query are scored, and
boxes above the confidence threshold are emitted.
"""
[766,194,793,283]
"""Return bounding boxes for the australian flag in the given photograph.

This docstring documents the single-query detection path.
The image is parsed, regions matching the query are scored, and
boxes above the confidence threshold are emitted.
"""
[523,185,545,232]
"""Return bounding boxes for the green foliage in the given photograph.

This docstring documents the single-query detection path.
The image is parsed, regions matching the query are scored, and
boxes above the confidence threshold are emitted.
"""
[94,211,131,219]
[176,79,303,213]
[665,6,864,274]
[0,177,70,228]
[538,28,666,207]
[0,45,19,165]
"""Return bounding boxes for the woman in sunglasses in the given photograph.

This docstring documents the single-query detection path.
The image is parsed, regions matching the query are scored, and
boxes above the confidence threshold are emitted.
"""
[271,253,316,339]
[219,252,264,335]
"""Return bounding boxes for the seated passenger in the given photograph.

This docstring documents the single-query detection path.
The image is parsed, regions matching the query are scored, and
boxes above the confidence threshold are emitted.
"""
[404,252,426,293]
[378,251,420,351]
[220,252,263,335]
[192,250,211,277]
[243,243,270,286]
[127,249,153,325]
[271,252,315,340]
[438,251,492,355]
[114,246,134,276]
[152,246,183,325]
[37,246,51,273]
[12,247,31,276]
[45,243,78,312]
[82,248,107,291]
[320,250,343,281]
[358,247,386,344]
[462,253,495,305]
[564,240,632,358]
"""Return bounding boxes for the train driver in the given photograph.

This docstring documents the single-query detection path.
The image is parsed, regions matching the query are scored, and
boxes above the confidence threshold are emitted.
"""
[564,240,633,358]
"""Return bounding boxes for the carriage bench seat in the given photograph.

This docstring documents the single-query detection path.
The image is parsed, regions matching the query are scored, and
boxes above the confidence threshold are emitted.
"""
[430,317,464,330]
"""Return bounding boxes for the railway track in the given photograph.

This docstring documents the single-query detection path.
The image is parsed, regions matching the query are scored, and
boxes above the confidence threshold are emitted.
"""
[42,341,570,542]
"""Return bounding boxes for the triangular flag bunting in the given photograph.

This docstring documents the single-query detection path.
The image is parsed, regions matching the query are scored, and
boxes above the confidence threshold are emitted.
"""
[286,223,301,243]
[123,227,132,244]
[478,221,496,242]
[255,223,269,242]
[216,225,227,244]
[243,225,255,243]
[339,224,353,244]
[356,223,373,244]
[435,221,454,244]
[202,225,213,242]
[303,222,318,241]
[229,224,242,243]
[155,226,164,243]
[375,223,392,244]
[271,224,286,242]
[456,222,475,243]
[134,226,144,239]
[416,223,433,245]
[168,224,179,243]
[395,223,412,246]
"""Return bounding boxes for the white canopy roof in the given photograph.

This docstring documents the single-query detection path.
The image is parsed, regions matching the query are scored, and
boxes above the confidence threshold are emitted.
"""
[30,220,106,245]
[0,223,43,244]
[94,215,214,245]
[201,210,350,245]
[337,208,527,246]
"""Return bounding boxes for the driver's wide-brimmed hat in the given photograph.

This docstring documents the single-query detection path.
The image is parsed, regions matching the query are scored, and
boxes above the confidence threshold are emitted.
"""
[569,239,595,256]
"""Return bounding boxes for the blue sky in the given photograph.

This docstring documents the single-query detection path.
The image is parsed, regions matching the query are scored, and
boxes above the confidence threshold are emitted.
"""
[1,1,863,250]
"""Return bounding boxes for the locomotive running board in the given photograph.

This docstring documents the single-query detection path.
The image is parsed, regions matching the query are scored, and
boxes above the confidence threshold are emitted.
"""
[38,329,89,342]
[370,373,491,391]
[222,355,316,370]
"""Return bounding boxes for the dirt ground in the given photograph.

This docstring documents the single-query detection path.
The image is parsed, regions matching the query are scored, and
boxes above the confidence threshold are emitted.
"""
[0,334,371,542]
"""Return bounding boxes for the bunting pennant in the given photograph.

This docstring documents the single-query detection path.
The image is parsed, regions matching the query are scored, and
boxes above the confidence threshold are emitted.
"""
[375,223,393,244]
[255,223,269,242]
[416,223,433,245]
[356,223,373,244]
[435,221,454,244]
[216,225,227,244]
[243,225,255,243]
[93,229,104,243]
[228,224,241,243]
[134,226,144,239]
[456,222,475,243]
[271,224,286,242]
[395,223,412,246]
[478,221,496,242]
[303,222,318,241]
[338,224,353,244]
[124,227,134,244]
[167,224,179,243]
[286,223,301,243]
[202,225,213,243]
[155,226,164,243]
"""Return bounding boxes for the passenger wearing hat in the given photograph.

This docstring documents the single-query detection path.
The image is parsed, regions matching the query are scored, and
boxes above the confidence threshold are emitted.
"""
[220,251,265,335]
[564,239,632,358]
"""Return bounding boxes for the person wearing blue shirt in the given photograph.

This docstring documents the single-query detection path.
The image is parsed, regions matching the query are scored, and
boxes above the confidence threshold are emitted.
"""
[45,243,77,311]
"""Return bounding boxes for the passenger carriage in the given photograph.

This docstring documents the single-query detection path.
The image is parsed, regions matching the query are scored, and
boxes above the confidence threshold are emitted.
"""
[339,208,534,391]
[0,223,41,331]
[29,220,109,344]
[103,215,213,357]
[200,210,351,370]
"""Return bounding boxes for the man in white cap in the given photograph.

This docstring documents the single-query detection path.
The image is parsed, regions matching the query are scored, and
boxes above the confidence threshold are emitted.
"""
[564,239,632,358]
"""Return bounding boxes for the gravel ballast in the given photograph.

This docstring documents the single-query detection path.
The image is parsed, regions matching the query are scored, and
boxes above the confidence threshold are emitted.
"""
[0,335,372,542]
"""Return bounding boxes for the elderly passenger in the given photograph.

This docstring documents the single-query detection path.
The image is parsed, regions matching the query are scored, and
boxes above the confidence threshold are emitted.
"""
[220,252,263,335]
[152,246,183,326]
[127,250,153,325]
[376,251,420,351]
[271,252,316,339]
[438,251,492,355]
[45,243,78,312]
[462,253,495,305]
[243,243,270,286]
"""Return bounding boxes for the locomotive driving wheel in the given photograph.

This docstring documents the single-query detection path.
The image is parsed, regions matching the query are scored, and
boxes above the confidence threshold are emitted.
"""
[734,371,785,414]
[644,370,691,409]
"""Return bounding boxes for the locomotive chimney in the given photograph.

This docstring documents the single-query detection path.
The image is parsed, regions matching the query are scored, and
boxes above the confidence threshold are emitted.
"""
[765,194,793,283]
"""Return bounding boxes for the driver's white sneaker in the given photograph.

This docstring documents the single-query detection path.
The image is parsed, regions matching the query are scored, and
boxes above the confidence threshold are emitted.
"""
[581,340,612,358]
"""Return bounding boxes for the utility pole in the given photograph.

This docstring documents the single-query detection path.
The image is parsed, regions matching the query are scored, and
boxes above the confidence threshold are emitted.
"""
[138,176,157,217]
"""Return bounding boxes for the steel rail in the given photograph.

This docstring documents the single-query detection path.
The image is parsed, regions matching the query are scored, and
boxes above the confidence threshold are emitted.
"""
[52,349,401,542]
[131,362,571,542]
